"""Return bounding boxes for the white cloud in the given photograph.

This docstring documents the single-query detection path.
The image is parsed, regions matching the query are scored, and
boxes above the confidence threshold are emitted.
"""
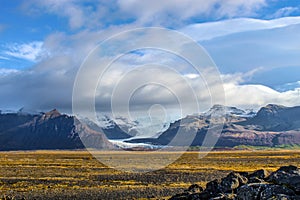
[181,16,300,41]
[23,0,267,29]
[74,64,300,112]
[117,0,266,25]
[4,41,45,62]
[23,0,85,29]
[276,81,300,92]
[184,74,199,79]
[0,68,19,76]
[224,83,300,109]
[271,6,299,18]
[0,56,9,60]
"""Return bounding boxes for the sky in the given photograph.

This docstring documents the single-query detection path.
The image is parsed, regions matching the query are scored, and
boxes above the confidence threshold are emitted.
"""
[1,0,300,120]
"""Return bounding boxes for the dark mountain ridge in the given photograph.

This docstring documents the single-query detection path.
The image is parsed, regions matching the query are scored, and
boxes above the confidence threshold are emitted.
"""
[241,104,300,131]
[0,109,113,151]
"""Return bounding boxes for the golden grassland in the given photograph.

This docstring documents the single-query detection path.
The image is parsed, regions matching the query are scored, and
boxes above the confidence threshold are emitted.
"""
[0,150,300,199]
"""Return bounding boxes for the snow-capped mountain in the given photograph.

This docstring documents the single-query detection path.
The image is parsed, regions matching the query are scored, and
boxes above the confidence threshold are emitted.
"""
[204,104,256,118]
[93,105,256,141]
[127,104,300,148]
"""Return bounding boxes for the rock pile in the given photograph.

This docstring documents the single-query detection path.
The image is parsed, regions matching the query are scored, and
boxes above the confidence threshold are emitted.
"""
[170,165,300,200]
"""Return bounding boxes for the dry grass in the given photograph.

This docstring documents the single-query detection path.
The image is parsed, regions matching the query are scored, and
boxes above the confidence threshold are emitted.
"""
[0,150,300,199]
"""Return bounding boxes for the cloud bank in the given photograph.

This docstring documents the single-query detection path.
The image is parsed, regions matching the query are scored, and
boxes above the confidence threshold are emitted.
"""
[1,27,300,114]
[0,2,300,119]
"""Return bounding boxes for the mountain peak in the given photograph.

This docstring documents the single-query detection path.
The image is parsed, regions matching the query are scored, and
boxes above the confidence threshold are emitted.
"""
[205,104,226,115]
[0,109,113,150]
[205,104,246,116]
[257,104,286,117]
[265,104,286,109]
[43,109,61,119]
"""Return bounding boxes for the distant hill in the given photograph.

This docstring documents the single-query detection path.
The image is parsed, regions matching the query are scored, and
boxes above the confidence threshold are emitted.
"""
[128,104,300,148]
[0,109,114,151]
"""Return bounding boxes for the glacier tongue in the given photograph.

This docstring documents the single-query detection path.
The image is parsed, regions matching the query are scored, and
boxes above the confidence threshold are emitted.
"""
[109,139,161,149]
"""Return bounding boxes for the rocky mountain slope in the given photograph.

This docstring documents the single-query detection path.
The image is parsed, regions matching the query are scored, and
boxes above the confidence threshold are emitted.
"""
[128,104,300,147]
[240,104,300,131]
[0,109,113,151]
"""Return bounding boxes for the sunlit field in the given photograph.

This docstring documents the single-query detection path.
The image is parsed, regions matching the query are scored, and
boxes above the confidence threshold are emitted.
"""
[1,150,300,199]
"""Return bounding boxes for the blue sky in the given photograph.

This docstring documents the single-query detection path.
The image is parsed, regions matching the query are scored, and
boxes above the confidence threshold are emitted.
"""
[0,0,300,113]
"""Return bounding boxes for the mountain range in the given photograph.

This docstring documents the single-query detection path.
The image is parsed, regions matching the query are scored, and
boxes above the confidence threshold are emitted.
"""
[0,104,300,150]
[127,104,300,148]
